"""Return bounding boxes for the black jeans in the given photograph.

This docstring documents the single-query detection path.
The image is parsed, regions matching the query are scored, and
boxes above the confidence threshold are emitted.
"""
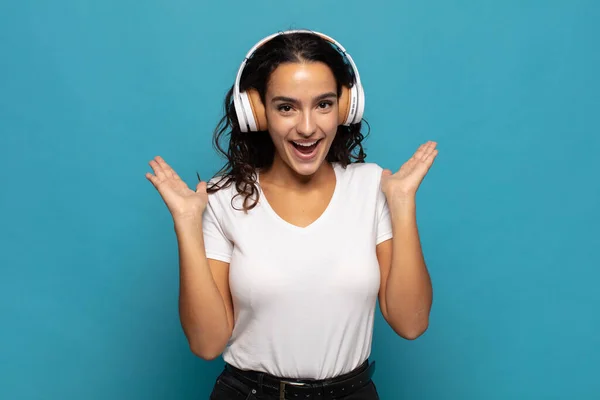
[208,361,380,400]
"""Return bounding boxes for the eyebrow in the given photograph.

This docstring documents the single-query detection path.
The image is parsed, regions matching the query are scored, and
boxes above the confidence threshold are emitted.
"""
[271,92,337,103]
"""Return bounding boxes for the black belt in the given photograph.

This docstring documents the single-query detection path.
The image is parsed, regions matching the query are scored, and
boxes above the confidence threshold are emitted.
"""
[224,360,376,400]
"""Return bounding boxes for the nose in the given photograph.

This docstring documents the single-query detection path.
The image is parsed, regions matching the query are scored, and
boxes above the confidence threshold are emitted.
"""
[296,110,317,137]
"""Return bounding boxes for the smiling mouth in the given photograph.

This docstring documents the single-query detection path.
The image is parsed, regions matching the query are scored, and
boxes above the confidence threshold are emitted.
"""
[290,139,322,154]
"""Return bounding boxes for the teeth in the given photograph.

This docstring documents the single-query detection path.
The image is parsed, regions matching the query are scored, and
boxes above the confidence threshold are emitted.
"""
[293,140,318,147]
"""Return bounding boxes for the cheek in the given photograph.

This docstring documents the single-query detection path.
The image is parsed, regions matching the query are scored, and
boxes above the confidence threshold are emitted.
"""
[320,114,339,136]
[266,110,294,131]
[266,119,292,145]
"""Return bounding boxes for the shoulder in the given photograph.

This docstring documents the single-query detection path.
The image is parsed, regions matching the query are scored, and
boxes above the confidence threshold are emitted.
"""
[206,176,237,211]
[336,162,384,185]
[334,162,386,205]
[206,174,258,214]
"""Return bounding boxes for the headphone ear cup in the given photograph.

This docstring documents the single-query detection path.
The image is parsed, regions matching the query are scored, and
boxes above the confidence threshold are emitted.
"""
[338,85,351,125]
[239,91,257,131]
[246,88,267,131]
[235,92,249,132]
[354,83,365,124]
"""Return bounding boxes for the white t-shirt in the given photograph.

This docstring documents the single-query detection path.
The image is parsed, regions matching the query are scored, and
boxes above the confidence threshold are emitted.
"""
[202,162,393,380]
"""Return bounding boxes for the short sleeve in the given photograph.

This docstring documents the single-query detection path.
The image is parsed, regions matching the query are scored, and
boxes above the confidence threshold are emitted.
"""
[375,172,393,245]
[202,196,233,263]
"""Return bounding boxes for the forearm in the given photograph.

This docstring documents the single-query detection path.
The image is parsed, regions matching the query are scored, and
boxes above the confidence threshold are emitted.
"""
[385,198,432,338]
[174,217,230,359]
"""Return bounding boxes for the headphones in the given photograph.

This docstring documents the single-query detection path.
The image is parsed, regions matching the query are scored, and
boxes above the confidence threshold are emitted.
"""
[232,29,365,132]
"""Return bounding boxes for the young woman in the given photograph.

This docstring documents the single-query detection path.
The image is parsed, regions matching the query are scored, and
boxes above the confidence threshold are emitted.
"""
[146,30,437,400]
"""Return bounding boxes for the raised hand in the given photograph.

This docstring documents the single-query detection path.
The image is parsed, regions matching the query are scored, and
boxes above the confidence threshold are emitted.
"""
[145,156,208,221]
[381,141,438,200]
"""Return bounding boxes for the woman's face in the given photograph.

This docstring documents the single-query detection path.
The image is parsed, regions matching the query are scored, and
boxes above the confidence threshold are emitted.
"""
[264,61,339,177]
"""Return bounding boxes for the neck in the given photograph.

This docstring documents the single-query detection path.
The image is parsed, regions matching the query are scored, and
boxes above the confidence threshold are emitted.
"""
[260,153,334,191]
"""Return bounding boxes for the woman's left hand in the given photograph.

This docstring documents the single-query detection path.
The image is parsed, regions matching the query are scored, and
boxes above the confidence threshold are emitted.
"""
[381,141,438,201]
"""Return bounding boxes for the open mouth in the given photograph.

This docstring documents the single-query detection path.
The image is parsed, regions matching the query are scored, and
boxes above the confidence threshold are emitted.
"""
[290,139,322,159]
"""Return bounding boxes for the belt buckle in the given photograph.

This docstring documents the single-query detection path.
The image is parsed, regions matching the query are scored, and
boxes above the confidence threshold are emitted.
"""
[279,380,306,400]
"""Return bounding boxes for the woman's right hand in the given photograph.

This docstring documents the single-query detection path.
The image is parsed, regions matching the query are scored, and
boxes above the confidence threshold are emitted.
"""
[146,156,208,221]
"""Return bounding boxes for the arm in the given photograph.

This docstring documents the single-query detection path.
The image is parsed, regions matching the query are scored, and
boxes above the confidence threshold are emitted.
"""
[145,156,233,359]
[174,217,234,359]
[377,140,437,339]
[376,197,432,340]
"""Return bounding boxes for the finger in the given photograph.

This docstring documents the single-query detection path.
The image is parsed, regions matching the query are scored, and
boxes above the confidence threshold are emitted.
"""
[196,180,207,193]
[425,141,437,156]
[155,156,176,179]
[423,149,438,165]
[412,142,429,160]
[145,172,160,188]
[171,169,182,181]
[149,159,167,181]
[419,141,437,161]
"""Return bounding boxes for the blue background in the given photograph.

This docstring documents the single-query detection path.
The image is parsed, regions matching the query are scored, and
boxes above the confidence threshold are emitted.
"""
[1,1,599,399]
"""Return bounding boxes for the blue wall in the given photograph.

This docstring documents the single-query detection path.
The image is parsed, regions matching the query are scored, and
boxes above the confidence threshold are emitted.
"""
[1,1,599,399]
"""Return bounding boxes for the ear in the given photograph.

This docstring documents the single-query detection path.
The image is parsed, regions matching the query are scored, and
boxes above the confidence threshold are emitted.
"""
[247,88,268,131]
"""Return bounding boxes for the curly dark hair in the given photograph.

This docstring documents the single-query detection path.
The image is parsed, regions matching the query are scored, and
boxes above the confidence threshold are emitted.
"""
[205,31,370,211]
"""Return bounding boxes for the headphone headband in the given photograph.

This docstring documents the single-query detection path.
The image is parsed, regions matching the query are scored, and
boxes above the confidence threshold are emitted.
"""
[233,29,365,132]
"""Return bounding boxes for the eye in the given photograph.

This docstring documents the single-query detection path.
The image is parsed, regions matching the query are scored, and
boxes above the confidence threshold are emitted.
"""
[318,101,333,109]
[277,104,293,113]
